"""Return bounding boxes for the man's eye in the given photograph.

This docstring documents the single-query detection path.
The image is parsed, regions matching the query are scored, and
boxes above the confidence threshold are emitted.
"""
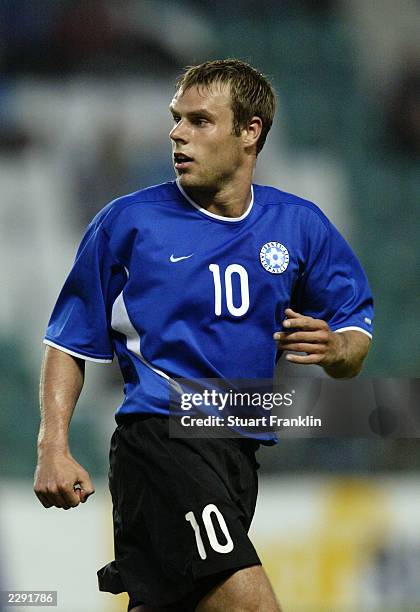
[194,118,208,126]
[172,116,181,124]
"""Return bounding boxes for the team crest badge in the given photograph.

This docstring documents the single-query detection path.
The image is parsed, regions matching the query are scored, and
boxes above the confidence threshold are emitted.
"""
[260,242,289,274]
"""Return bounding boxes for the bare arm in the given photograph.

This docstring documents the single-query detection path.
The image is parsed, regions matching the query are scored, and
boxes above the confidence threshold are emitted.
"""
[322,329,370,378]
[274,308,371,378]
[34,345,95,509]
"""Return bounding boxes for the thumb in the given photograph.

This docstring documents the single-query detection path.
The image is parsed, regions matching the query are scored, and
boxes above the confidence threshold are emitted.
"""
[74,478,95,503]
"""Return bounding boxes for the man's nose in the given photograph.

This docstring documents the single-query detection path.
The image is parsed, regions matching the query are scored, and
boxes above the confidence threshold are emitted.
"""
[170,120,188,143]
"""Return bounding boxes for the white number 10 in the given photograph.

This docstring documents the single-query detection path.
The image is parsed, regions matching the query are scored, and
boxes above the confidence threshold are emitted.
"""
[209,264,250,317]
[185,504,234,560]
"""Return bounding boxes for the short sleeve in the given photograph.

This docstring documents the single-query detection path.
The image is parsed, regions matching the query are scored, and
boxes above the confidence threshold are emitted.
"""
[293,214,373,339]
[44,219,125,362]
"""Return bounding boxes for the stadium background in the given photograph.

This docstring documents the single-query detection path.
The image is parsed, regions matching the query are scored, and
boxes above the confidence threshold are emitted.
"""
[0,1,419,610]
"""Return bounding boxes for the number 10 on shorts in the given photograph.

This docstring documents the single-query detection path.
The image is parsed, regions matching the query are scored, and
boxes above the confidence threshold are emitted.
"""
[185,504,234,560]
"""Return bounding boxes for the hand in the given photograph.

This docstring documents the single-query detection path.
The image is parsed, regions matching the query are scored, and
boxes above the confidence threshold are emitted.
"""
[34,449,95,510]
[273,308,343,367]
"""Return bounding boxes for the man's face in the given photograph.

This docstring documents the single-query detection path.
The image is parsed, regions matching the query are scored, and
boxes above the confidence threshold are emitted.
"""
[169,84,245,192]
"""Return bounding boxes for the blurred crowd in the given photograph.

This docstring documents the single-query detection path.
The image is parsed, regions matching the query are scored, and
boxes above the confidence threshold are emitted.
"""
[0,0,419,478]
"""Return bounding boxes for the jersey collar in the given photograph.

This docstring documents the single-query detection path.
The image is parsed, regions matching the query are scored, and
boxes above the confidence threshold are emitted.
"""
[176,179,254,223]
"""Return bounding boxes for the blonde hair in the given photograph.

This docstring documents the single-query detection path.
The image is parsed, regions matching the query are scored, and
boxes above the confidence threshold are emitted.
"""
[176,59,276,154]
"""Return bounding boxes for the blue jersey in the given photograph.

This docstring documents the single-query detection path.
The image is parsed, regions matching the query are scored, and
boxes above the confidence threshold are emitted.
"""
[45,180,373,443]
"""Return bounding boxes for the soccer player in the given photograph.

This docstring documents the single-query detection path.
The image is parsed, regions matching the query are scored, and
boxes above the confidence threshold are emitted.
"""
[34,59,373,611]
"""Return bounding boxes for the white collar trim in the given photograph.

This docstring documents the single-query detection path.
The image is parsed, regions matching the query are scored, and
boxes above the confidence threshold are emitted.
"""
[176,179,254,222]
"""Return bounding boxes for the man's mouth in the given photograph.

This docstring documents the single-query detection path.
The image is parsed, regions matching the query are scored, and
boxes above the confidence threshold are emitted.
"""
[174,153,194,169]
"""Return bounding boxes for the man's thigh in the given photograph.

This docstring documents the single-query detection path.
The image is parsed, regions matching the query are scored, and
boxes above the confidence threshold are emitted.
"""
[130,565,282,612]
[197,565,281,612]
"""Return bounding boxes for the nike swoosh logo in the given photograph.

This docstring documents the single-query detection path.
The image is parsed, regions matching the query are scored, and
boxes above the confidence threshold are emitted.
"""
[170,253,194,263]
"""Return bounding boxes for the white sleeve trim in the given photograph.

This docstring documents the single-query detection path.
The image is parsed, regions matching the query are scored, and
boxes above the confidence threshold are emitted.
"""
[43,339,113,363]
[333,326,372,340]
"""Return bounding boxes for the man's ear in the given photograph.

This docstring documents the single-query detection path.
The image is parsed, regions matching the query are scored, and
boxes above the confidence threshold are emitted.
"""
[242,116,263,151]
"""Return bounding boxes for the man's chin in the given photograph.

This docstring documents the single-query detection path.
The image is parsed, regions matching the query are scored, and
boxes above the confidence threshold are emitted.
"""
[177,173,219,198]
[177,172,199,187]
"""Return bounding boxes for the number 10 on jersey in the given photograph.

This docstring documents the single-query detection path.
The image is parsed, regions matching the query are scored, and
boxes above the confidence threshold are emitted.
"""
[209,264,250,317]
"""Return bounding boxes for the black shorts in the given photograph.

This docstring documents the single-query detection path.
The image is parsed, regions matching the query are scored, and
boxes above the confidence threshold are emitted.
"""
[97,415,261,609]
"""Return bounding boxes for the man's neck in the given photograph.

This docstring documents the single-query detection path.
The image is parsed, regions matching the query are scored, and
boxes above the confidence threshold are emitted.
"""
[182,175,253,219]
